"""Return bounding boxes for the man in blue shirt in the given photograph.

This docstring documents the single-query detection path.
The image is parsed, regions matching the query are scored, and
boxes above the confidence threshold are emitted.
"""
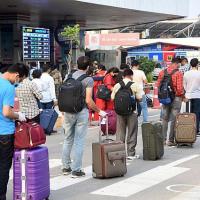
[0,64,27,200]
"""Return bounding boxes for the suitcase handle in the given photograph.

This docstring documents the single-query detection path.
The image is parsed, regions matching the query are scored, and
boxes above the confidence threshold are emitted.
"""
[99,115,109,143]
[107,151,126,161]
[187,100,191,113]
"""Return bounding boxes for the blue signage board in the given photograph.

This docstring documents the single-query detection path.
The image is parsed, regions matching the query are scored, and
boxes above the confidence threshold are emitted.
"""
[23,27,50,61]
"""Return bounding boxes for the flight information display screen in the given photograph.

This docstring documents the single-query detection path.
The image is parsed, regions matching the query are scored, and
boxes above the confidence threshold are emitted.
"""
[23,27,50,61]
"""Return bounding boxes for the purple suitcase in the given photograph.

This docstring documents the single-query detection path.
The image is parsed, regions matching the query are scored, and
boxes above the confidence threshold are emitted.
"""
[13,146,50,200]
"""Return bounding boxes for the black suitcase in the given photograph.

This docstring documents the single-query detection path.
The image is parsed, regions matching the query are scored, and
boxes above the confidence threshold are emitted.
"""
[142,122,164,160]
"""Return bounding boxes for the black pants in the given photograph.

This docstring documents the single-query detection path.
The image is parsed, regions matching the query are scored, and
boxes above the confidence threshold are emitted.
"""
[191,99,200,133]
[0,134,14,200]
[27,114,40,124]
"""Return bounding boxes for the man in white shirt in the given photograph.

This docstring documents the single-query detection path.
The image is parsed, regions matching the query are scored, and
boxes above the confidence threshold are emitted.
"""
[111,69,143,160]
[131,60,148,122]
[179,57,190,74]
[32,69,45,93]
[184,58,200,136]
[40,65,57,109]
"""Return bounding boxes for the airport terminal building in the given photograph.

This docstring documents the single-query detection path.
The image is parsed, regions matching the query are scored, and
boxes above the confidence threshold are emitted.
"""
[0,0,189,64]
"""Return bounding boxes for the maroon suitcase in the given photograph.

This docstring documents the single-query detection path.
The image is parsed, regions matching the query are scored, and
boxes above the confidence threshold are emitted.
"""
[101,110,117,135]
[92,116,127,178]
[13,146,50,200]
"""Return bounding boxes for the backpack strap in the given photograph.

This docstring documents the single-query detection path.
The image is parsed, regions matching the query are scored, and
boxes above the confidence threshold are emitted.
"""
[119,81,133,95]
[64,71,76,81]
[93,76,104,81]
[163,68,178,77]
[126,81,134,95]
[68,73,73,79]
[170,68,179,76]
[125,81,133,89]
[77,74,89,82]
[102,74,108,84]
[164,69,168,76]
[119,81,126,89]
[169,68,179,91]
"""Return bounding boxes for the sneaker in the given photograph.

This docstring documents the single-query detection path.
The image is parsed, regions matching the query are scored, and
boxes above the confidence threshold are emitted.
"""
[167,141,176,146]
[62,167,72,175]
[127,155,140,161]
[127,156,135,161]
[71,170,86,178]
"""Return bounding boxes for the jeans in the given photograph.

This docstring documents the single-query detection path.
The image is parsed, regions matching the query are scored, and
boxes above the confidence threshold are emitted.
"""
[139,95,148,122]
[191,99,200,133]
[116,113,138,156]
[40,101,54,109]
[162,97,182,142]
[0,134,14,199]
[62,108,89,172]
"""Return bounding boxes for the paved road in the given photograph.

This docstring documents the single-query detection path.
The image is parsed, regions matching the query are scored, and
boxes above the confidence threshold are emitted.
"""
[7,109,200,200]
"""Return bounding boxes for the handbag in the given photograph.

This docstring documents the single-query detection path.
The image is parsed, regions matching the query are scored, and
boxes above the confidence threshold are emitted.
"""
[96,85,111,101]
[14,121,46,149]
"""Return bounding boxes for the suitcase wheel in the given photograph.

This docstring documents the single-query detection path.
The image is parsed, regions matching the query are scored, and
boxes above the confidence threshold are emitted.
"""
[177,143,193,148]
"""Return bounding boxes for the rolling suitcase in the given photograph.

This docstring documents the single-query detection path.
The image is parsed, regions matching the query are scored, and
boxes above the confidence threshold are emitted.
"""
[40,109,58,135]
[175,101,196,147]
[92,116,127,178]
[13,146,50,200]
[142,122,164,160]
[101,110,117,135]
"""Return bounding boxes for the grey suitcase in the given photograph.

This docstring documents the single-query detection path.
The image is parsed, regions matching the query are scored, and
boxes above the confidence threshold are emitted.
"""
[92,116,127,178]
[142,122,164,160]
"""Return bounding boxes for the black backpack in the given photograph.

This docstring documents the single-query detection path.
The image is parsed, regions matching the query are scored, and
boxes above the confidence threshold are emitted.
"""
[96,85,111,101]
[114,81,136,116]
[58,73,88,113]
[158,69,178,105]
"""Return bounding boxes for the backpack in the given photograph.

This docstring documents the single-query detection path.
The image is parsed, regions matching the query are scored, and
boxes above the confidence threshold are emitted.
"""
[158,69,178,105]
[58,73,88,113]
[114,81,136,116]
[96,85,111,101]
[96,74,112,101]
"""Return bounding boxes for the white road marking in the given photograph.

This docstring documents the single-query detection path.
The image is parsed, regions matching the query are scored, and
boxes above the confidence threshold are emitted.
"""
[91,166,189,197]
[91,155,199,197]
[148,114,160,118]
[166,184,200,193]
[50,166,92,190]
[165,155,199,167]
[51,162,132,191]
[88,126,99,130]
[167,185,200,200]
[11,154,200,194]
